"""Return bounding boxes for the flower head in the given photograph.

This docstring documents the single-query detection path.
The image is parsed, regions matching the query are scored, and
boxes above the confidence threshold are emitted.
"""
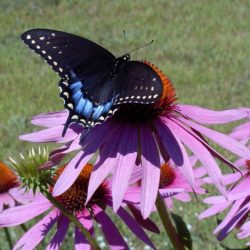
[20,61,250,218]
[0,162,157,250]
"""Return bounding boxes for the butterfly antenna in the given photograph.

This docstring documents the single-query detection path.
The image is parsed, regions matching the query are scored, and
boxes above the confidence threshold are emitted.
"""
[123,30,127,53]
[128,40,154,54]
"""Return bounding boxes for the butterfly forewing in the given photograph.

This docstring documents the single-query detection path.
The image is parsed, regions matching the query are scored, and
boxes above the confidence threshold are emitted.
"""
[115,61,163,105]
[21,29,115,79]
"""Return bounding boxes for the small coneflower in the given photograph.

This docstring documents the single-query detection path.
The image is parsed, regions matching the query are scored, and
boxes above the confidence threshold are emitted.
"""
[0,162,157,250]
[0,162,19,212]
[20,61,250,218]
[158,160,205,209]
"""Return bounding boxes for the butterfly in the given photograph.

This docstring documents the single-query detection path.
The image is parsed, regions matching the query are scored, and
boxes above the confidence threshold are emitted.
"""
[21,29,163,136]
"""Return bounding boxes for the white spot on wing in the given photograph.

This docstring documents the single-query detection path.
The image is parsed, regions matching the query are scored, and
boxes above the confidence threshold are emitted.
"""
[31,40,35,44]
[39,37,45,40]
[136,96,140,99]
[42,50,46,54]
[153,94,158,98]
[36,45,40,49]
[151,86,155,91]
[26,35,31,40]
[59,68,63,72]
[48,56,52,60]
[53,61,58,66]
[51,33,55,37]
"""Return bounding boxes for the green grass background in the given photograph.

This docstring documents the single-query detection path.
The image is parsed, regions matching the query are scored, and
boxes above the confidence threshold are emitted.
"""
[0,0,250,249]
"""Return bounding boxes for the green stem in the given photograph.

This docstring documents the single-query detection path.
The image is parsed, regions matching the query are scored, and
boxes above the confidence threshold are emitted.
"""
[155,193,185,250]
[20,223,28,232]
[44,191,100,250]
[4,227,13,249]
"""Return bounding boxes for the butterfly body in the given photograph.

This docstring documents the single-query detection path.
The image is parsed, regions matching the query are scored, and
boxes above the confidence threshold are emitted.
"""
[21,29,163,135]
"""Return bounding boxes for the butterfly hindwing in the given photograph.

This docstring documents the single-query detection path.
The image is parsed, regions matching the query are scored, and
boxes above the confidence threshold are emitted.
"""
[115,61,163,105]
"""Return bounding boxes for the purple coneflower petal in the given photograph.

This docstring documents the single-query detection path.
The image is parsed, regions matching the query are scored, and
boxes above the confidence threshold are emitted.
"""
[31,110,68,128]
[75,211,93,250]
[159,188,185,198]
[116,206,156,249]
[112,126,138,211]
[0,193,15,208]
[174,193,191,202]
[238,221,250,239]
[93,205,129,250]
[53,151,94,196]
[13,209,59,250]
[217,203,250,240]
[214,198,245,234]
[9,188,37,204]
[167,119,227,196]
[87,130,122,203]
[122,186,141,204]
[140,125,160,219]
[0,199,52,226]
[155,119,183,166]
[47,215,69,250]
[179,117,250,159]
[127,204,160,233]
[19,125,77,143]
[199,202,231,219]
[177,105,248,124]
[228,176,250,200]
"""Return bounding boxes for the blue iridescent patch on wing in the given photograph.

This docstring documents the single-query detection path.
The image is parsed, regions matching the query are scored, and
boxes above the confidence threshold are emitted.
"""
[69,81,83,93]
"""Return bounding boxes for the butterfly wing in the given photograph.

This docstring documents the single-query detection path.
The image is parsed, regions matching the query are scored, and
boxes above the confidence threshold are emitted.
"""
[21,29,115,79]
[114,61,163,105]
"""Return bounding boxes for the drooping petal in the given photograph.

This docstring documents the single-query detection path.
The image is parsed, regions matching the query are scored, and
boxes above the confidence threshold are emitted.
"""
[179,117,250,159]
[116,206,156,249]
[127,204,160,233]
[93,205,129,250]
[0,199,52,226]
[112,125,138,211]
[237,220,250,239]
[140,125,160,219]
[167,119,227,196]
[177,104,248,124]
[230,121,250,140]
[46,215,70,250]
[9,188,38,204]
[199,202,231,219]
[155,119,183,166]
[228,177,250,200]
[19,125,77,143]
[214,198,246,234]
[217,203,250,240]
[31,110,68,127]
[122,186,141,204]
[53,151,94,196]
[159,188,185,198]
[13,209,59,250]
[75,211,94,250]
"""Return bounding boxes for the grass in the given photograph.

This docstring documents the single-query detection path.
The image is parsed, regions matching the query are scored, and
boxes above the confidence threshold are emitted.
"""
[0,0,250,249]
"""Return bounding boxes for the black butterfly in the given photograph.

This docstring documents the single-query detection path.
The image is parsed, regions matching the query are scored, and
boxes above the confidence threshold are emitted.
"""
[21,29,163,136]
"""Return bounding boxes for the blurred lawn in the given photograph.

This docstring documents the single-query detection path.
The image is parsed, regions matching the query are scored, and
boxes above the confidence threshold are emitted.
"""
[0,0,250,249]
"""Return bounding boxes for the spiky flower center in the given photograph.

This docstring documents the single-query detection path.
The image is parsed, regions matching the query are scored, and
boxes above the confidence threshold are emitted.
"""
[159,163,176,188]
[0,162,18,193]
[114,61,177,123]
[54,163,109,214]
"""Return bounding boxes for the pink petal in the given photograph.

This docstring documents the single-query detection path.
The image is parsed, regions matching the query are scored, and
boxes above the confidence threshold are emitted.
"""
[127,204,160,233]
[217,202,250,240]
[0,193,15,208]
[9,188,38,204]
[46,215,69,250]
[13,209,59,250]
[238,221,250,239]
[174,193,191,202]
[228,177,250,200]
[179,117,250,159]
[140,125,160,219]
[116,206,156,249]
[19,125,77,143]
[129,164,143,185]
[177,104,248,124]
[167,119,227,196]
[112,125,138,211]
[93,205,129,250]
[159,188,185,198]
[31,110,68,127]
[214,198,246,234]
[75,211,93,250]
[155,119,183,166]
[199,202,231,219]
[230,121,250,139]
[0,199,52,226]
[53,151,94,196]
[123,186,141,204]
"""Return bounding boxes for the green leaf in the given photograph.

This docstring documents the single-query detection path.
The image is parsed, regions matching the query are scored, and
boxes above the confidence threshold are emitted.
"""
[170,212,192,250]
